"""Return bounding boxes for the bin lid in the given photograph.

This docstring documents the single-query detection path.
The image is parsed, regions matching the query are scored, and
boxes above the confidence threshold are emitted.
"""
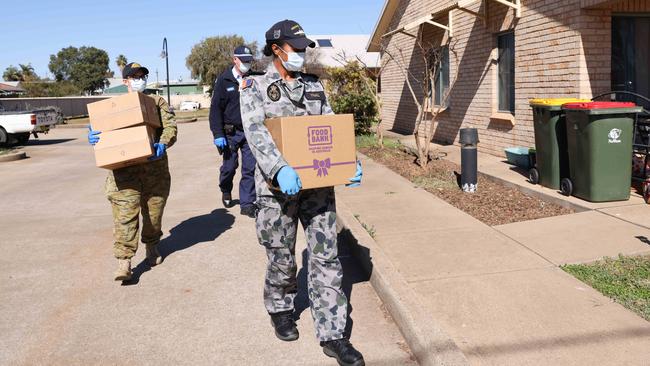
[529,98,590,107]
[562,101,636,110]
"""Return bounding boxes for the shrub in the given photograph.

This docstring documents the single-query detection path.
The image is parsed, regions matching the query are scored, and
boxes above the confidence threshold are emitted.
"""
[325,61,378,136]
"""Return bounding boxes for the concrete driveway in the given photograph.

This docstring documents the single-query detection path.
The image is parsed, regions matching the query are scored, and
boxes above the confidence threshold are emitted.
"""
[0,122,415,366]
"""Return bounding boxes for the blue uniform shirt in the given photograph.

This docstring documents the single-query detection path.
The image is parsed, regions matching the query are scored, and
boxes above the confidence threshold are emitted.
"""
[209,67,243,139]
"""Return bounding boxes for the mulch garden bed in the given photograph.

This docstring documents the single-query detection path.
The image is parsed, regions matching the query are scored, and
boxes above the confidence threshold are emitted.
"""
[359,144,574,226]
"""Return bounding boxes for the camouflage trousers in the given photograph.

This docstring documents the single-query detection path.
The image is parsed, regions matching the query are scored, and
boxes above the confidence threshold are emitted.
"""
[105,158,171,260]
[256,187,348,342]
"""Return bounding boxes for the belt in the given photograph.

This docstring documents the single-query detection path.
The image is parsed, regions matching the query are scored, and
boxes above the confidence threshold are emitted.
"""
[224,123,244,131]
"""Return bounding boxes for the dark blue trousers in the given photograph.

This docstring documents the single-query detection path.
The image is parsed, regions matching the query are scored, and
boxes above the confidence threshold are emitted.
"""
[220,129,256,208]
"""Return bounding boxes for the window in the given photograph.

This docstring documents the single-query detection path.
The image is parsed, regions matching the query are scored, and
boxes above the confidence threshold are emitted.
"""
[317,39,333,48]
[498,32,515,114]
[433,46,450,107]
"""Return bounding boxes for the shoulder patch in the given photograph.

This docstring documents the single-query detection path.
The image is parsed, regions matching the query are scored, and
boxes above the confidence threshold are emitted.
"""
[267,83,281,102]
[241,79,254,90]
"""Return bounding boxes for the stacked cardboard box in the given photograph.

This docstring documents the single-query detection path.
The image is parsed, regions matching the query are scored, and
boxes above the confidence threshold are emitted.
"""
[264,114,357,190]
[87,92,161,169]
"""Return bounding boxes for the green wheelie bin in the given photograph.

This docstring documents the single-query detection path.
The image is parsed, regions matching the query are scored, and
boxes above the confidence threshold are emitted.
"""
[560,101,643,202]
[529,98,590,189]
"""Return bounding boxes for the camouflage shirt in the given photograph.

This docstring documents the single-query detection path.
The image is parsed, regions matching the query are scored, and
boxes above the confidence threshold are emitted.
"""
[150,94,177,148]
[109,94,177,177]
[240,63,334,200]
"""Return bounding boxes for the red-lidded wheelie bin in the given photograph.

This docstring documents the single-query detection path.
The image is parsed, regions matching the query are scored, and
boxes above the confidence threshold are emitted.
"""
[560,101,642,202]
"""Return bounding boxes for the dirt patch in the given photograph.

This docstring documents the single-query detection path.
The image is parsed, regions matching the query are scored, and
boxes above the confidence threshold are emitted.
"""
[360,145,574,226]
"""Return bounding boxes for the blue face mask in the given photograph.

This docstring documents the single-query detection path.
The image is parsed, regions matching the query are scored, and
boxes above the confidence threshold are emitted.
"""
[279,48,305,72]
[130,78,146,92]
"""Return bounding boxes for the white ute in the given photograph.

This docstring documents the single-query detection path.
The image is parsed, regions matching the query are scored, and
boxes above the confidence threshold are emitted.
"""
[0,108,61,146]
[179,101,200,111]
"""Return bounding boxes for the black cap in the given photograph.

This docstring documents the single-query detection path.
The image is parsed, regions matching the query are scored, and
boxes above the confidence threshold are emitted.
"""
[122,62,149,79]
[233,45,254,62]
[265,20,315,50]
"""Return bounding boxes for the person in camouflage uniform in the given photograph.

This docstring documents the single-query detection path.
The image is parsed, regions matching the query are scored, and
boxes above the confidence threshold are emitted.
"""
[88,62,177,282]
[240,20,364,366]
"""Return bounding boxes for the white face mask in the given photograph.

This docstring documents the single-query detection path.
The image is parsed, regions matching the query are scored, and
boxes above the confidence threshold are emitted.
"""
[238,62,251,74]
[278,48,305,72]
[130,78,147,92]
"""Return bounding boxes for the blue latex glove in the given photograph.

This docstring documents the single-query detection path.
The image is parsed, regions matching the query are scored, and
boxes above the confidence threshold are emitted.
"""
[276,166,302,196]
[214,137,227,149]
[148,143,167,161]
[87,125,101,145]
[346,160,363,188]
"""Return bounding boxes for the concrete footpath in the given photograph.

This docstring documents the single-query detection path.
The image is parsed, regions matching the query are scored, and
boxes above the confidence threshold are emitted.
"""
[0,122,415,366]
[335,150,650,365]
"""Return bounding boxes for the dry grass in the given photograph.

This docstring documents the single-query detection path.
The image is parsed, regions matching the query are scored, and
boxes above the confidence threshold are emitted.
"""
[175,108,210,120]
[64,116,89,125]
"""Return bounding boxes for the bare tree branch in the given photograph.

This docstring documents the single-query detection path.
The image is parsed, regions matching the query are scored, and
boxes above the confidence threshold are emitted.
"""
[376,25,458,167]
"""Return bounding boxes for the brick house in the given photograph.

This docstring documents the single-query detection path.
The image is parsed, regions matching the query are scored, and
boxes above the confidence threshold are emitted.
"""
[368,0,650,156]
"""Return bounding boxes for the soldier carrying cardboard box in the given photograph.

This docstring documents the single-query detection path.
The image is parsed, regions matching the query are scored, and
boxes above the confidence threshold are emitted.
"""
[87,62,178,282]
[240,20,364,366]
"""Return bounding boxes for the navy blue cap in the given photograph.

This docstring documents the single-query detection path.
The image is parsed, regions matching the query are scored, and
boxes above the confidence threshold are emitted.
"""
[234,45,254,62]
[265,20,315,50]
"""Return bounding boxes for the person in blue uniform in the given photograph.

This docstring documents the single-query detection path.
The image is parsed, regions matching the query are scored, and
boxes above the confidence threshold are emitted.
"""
[209,45,259,218]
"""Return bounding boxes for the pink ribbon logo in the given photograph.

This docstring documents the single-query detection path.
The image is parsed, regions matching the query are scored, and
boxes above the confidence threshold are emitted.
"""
[313,158,331,177]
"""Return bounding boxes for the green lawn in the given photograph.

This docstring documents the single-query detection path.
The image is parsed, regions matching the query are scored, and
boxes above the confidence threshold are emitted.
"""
[562,254,650,321]
[355,134,401,149]
[0,147,13,155]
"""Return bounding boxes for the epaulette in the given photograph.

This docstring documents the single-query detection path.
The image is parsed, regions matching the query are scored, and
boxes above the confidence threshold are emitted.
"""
[247,70,266,76]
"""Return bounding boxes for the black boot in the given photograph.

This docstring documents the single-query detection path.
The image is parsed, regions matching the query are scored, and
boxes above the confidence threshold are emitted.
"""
[269,311,299,341]
[321,338,365,366]
[222,192,235,208]
[240,205,256,218]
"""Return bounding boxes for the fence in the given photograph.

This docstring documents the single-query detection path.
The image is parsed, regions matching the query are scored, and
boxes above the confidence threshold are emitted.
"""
[0,93,213,118]
[0,96,109,117]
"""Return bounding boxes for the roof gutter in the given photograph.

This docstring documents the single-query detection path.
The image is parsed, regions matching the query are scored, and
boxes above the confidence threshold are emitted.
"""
[367,0,396,52]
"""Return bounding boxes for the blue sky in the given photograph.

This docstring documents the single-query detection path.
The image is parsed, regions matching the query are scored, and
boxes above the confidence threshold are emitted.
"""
[1,0,385,82]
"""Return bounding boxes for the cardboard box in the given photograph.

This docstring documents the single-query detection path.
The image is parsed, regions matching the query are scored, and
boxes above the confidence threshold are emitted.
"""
[264,114,357,190]
[87,92,160,131]
[93,125,155,170]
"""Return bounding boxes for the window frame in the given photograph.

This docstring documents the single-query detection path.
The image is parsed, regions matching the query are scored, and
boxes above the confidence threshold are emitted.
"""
[429,45,450,110]
[497,31,515,114]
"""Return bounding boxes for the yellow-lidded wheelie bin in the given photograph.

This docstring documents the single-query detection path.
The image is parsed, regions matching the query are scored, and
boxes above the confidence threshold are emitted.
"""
[561,101,643,202]
[529,98,590,189]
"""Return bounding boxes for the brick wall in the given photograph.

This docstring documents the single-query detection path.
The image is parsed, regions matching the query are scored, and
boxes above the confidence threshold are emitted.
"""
[378,0,650,156]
